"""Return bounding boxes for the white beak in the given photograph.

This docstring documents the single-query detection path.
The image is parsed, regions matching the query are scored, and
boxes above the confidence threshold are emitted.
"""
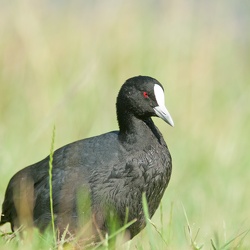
[153,105,174,127]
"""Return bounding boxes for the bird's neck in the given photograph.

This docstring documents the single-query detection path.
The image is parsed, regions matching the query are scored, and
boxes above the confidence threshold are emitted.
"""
[117,112,161,145]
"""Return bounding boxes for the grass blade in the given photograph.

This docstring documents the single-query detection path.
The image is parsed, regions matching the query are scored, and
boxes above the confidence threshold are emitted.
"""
[49,125,56,245]
[142,192,156,250]
[92,218,137,250]
[220,229,250,249]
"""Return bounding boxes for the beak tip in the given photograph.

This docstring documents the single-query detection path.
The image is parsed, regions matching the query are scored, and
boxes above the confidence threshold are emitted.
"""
[168,120,174,127]
[153,106,174,127]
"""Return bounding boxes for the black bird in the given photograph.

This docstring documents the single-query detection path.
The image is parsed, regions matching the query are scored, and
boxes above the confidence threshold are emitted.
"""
[0,76,174,242]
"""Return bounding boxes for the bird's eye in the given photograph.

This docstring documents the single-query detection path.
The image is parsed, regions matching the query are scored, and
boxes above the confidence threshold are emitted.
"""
[143,91,149,98]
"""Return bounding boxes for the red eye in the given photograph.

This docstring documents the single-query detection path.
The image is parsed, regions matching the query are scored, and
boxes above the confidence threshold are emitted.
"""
[143,91,149,98]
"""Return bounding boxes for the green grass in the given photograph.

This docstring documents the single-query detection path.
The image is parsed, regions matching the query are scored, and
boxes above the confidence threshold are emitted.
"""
[1,0,250,249]
[48,126,56,245]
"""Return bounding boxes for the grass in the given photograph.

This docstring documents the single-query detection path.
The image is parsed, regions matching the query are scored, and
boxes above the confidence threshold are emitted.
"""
[0,0,250,249]
[48,126,56,245]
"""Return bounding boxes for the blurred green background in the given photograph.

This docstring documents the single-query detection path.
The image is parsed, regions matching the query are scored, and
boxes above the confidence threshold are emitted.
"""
[0,0,250,249]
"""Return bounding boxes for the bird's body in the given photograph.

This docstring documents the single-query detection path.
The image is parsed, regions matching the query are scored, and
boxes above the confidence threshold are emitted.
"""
[0,76,174,241]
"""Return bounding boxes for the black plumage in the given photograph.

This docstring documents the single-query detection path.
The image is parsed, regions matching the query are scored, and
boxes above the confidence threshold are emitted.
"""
[0,76,174,241]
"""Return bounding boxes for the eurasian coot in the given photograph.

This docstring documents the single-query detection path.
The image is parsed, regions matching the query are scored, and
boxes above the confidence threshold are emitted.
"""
[0,76,174,242]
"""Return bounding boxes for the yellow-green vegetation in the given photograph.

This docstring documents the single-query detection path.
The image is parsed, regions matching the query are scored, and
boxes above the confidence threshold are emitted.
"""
[0,0,249,249]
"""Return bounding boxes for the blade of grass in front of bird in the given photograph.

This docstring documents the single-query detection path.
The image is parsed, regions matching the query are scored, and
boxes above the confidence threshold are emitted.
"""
[92,218,137,250]
[120,207,130,241]
[49,125,56,245]
[108,219,137,240]
[142,192,157,250]
[57,224,69,248]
